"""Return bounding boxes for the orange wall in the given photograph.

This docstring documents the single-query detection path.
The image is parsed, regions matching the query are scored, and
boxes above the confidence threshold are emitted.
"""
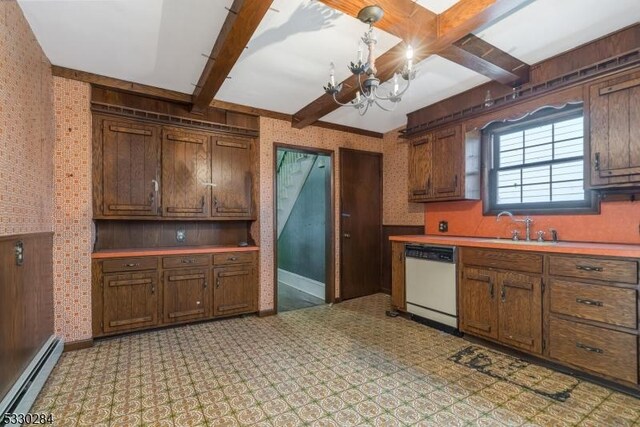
[425,200,640,245]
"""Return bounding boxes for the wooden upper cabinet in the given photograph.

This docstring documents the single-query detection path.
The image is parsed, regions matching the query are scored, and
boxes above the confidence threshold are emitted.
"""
[589,69,640,188]
[101,120,160,217]
[459,267,498,340]
[408,135,433,201]
[432,126,463,198]
[497,272,542,354]
[211,137,254,219]
[407,124,479,203]
[161,128,211,217]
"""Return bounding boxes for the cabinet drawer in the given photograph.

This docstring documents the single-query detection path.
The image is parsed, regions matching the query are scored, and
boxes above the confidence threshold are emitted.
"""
[549,317,637,384]
[103,257,158,273]
[550,279,637,329]
[461,248,542,273]
[162,255,210,269]
[549,256,638,284]
[213,252,256,266]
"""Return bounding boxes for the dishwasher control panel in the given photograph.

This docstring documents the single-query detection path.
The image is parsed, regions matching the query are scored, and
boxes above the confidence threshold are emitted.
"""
[405,245,456,263]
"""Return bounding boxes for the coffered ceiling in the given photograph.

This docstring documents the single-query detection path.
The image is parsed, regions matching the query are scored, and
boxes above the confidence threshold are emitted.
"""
[18,0,640,134]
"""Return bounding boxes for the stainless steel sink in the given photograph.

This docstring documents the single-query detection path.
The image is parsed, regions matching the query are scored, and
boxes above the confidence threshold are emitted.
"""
[479,239,559,246]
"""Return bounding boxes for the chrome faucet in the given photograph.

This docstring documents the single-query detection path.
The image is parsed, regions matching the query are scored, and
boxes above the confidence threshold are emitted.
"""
[496,211,534,241]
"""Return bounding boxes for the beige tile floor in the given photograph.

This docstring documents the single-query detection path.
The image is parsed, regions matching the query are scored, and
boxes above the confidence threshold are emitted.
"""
[32,294,640,426]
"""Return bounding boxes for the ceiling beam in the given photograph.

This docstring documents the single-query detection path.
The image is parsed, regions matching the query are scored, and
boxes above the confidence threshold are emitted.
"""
[316,0,437,43]
[292,0,533,129]
[191,0,274,112]
[439,34,529,85]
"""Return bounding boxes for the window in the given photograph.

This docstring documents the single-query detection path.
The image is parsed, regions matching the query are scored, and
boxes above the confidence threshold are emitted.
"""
[485,105,596,214]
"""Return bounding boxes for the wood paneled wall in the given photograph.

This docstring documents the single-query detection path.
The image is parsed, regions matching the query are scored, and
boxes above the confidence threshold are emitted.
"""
[0,233,54,400]
[94,221,251,250]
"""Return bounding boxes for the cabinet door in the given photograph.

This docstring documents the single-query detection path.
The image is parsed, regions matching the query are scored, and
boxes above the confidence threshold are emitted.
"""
[213,264,257,317]
[408,136,432,201]
[590,70,640,187]
[161,129,210,217]
[163,268,209,323]
[103,272,158,333]
[460,267,498,339]
[498,272,542,353]
[390,242,406,311]
[211,138,253,219]
[431,125,462,198]
[101,120,160,216]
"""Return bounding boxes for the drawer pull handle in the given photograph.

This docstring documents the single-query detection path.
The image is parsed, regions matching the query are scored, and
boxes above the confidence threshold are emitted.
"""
[181,259,196,264]
[576,298,603,307]
[228,257,238,261]
[576,265,603,272]
[576,342,604,354]
[124,263,140,267]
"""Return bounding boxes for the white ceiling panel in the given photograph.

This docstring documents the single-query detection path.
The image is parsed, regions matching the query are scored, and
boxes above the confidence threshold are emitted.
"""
[321,55,490,133]
[18,0,232,93]
[476,0,640,64]
[415,0,460,14]
[215,0,400,114]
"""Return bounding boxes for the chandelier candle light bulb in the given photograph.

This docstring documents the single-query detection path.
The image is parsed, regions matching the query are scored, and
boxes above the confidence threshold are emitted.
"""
[323,5,416,116]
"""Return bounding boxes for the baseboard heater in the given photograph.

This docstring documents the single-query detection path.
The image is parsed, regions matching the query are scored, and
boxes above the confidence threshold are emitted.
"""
[0,336,63,426]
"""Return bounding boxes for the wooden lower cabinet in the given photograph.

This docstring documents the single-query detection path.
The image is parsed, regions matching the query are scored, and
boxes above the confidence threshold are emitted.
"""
[459,267,498,339]
[390,242,406,311]
[163,268,209,323]
[460,248,639,388]
[212,264,257,317]
[103,271,158,333]
[497,272,542,353]
[93,251,259,337]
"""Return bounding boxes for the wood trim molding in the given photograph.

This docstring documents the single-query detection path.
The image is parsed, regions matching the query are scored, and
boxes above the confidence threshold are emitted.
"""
[52,66,192,103]
[63,339,94,352]
[258,309,276,317]
[191,0,275,111]
[53,66,383,139]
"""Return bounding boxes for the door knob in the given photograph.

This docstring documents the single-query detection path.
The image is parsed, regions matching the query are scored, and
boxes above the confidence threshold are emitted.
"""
[343,233,351,239]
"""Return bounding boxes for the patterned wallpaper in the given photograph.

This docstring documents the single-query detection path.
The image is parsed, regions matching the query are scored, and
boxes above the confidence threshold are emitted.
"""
[382,129,425,226]
[52,77,93,342]
[0,1,54,236]
[257,117,384,311]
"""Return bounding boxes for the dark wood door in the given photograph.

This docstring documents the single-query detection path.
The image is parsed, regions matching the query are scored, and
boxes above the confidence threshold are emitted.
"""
[163,268,209,323]
[459,267,498,339]
[212,264,257,316]
[408,136,432,201]
[498,272,542,353]
[340,148,382,300]
[103,271,158,333]
[161,128,210,217]
[390,242,405,311]
[589,69,640,187]
[102,120,160,216]
[431,125,462,198]
[211,137,253,219]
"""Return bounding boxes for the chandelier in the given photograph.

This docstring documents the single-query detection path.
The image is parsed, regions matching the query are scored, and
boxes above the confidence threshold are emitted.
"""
[323,5,415,116]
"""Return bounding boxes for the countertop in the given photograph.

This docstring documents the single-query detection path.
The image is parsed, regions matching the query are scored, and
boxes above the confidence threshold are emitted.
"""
[389,235,640,258]
[92,245,259,259]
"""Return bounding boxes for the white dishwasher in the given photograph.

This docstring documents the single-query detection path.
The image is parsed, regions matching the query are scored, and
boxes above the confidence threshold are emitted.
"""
[405,244,459,334]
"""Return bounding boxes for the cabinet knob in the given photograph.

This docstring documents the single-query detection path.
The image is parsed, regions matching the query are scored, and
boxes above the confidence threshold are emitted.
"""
[228,256,238,261]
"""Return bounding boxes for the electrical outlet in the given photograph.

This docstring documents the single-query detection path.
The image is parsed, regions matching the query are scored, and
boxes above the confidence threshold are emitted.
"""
[176,229,186,243]
[438,221,448,233]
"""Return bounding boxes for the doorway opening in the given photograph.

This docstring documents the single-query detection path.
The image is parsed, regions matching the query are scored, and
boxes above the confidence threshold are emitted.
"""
[274,145,334,313]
